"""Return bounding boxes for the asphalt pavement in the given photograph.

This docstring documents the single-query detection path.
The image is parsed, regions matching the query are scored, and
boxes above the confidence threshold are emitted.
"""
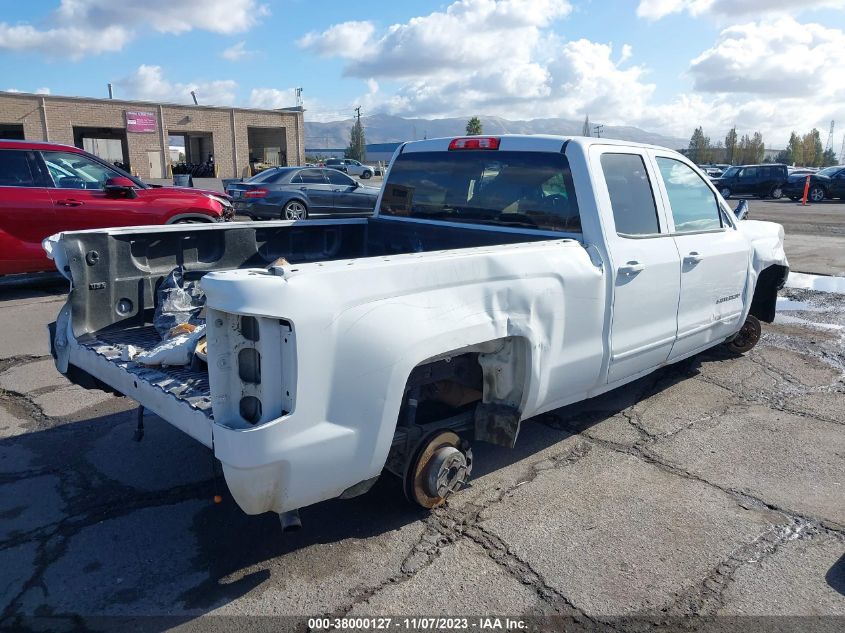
[733,198,845,276]
[0,227,843,631]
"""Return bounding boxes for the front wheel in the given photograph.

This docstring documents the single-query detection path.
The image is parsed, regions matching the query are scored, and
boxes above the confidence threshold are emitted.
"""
[282,200,307,220]
[727,315,762,354]
[361,171,372,180]
[770,186,783,199]
[720,187,732,199]
[809,186,825,203]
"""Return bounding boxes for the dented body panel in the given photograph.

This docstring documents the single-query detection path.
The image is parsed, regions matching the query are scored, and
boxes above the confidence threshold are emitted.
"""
[46,136,788,516]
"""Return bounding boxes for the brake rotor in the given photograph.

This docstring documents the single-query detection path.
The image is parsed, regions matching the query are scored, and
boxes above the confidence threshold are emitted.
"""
[404,430,472,508]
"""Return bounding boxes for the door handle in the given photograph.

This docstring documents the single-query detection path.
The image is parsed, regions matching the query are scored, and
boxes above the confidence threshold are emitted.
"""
[684,252,703,265]
[618,261,645,276]
[55,199,83,207]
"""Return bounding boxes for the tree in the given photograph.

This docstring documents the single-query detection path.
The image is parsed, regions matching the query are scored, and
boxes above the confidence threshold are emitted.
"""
[712,140,725,163]
[582,114,591,137]
[820,147,838,167]
[802,129,822,167]
[751,131,765,163]
[345,117,367,161]
[687,127,712,164]
[774,149,791,164]
[725,127,738,165]
[465,116,483,136]
[787,131,803,166]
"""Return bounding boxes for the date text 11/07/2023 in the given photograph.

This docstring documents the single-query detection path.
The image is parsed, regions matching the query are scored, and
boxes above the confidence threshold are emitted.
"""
[307,617,527,630]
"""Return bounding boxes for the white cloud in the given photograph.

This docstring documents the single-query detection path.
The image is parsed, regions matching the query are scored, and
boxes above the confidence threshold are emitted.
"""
[0,23,131,58]
[301,1,845,146]
[300,0,572,79]
[116,65,237,105]
[637,0,845,20]
[248,88,298,109]
[4,87,51,94]
[298,21,376,59]
[689,17,845,95]
[221,41,257,61]
[0,0,267,58]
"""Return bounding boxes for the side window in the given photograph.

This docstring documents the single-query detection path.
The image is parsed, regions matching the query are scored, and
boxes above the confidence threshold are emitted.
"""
[41,151,120,189]
[0,150,38,187]
[600,153,660,236]
[325,169,355,186]
[656,157,722,233]
[298,169,327,184]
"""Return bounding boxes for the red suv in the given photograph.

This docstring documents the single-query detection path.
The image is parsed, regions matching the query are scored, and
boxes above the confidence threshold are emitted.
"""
[0,140,233,275]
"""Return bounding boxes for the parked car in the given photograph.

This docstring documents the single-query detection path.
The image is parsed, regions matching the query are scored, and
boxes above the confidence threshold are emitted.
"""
[0,139,233,276]
[782,165,845,202]
[324,158,375,179]
[46,135,788,526]
[710,163,788,199]
[225,166,379,220]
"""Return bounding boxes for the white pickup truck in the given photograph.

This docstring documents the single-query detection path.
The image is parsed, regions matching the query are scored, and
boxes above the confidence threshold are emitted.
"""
[46,136,788,527]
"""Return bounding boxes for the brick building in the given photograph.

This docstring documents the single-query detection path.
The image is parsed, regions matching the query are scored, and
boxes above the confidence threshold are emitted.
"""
[0,91,305,179]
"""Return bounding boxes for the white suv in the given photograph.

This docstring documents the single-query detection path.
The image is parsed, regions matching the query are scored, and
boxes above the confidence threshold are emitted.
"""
[325,158,375,179]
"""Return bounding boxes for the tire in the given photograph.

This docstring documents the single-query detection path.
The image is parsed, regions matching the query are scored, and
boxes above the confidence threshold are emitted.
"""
[361,170,372,180]
[720,187,731,199]
[809,186,825,203]
[282,200,307,220]
[727,315,762,354]
[769,186,783,199]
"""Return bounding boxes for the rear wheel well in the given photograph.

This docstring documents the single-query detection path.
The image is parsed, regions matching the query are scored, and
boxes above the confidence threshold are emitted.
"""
[750,264,789,323]
[384,337,529,479]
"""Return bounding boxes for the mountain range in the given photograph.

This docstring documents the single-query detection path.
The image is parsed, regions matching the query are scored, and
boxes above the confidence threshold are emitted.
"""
[304,114,687,150]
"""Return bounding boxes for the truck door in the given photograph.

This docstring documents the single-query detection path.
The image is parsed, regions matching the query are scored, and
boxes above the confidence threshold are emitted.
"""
[592,149,681,384]
[651,153,750,361]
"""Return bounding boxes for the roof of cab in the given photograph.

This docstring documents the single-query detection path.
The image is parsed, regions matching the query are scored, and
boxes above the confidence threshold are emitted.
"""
[399,134,673,154]
[0,138,82,152]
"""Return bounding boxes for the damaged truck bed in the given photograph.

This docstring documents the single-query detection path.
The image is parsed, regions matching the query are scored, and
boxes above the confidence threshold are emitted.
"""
[47,136,789,523]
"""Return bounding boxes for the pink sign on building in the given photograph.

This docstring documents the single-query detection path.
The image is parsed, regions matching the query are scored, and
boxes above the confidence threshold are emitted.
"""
[125,111,157,133]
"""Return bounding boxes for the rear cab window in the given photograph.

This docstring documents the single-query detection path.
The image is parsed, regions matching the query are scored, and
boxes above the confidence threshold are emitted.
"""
[380,150,581,233]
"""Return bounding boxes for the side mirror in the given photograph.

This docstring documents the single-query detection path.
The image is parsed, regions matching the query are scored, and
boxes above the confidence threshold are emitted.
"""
[351,180,360,189]
[734,199,749,220]
[104,177,138,199]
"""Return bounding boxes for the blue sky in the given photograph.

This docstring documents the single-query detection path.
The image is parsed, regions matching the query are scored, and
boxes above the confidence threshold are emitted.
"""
[1,1,844,145]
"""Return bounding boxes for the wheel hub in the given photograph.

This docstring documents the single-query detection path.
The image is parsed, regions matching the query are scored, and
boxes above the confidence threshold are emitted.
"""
[425,446,469,499]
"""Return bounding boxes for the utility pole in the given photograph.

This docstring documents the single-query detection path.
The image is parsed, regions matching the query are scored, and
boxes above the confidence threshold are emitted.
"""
[354,106,362,122]
[825,120,835,151]
[593,124,603,138]
[840,134,845,164]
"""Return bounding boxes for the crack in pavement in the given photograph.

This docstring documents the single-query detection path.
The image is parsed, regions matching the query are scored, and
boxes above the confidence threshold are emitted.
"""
[664,516,841,617]
[0,477,215,626]
[324,443,601,623]
[0,355,52,375]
